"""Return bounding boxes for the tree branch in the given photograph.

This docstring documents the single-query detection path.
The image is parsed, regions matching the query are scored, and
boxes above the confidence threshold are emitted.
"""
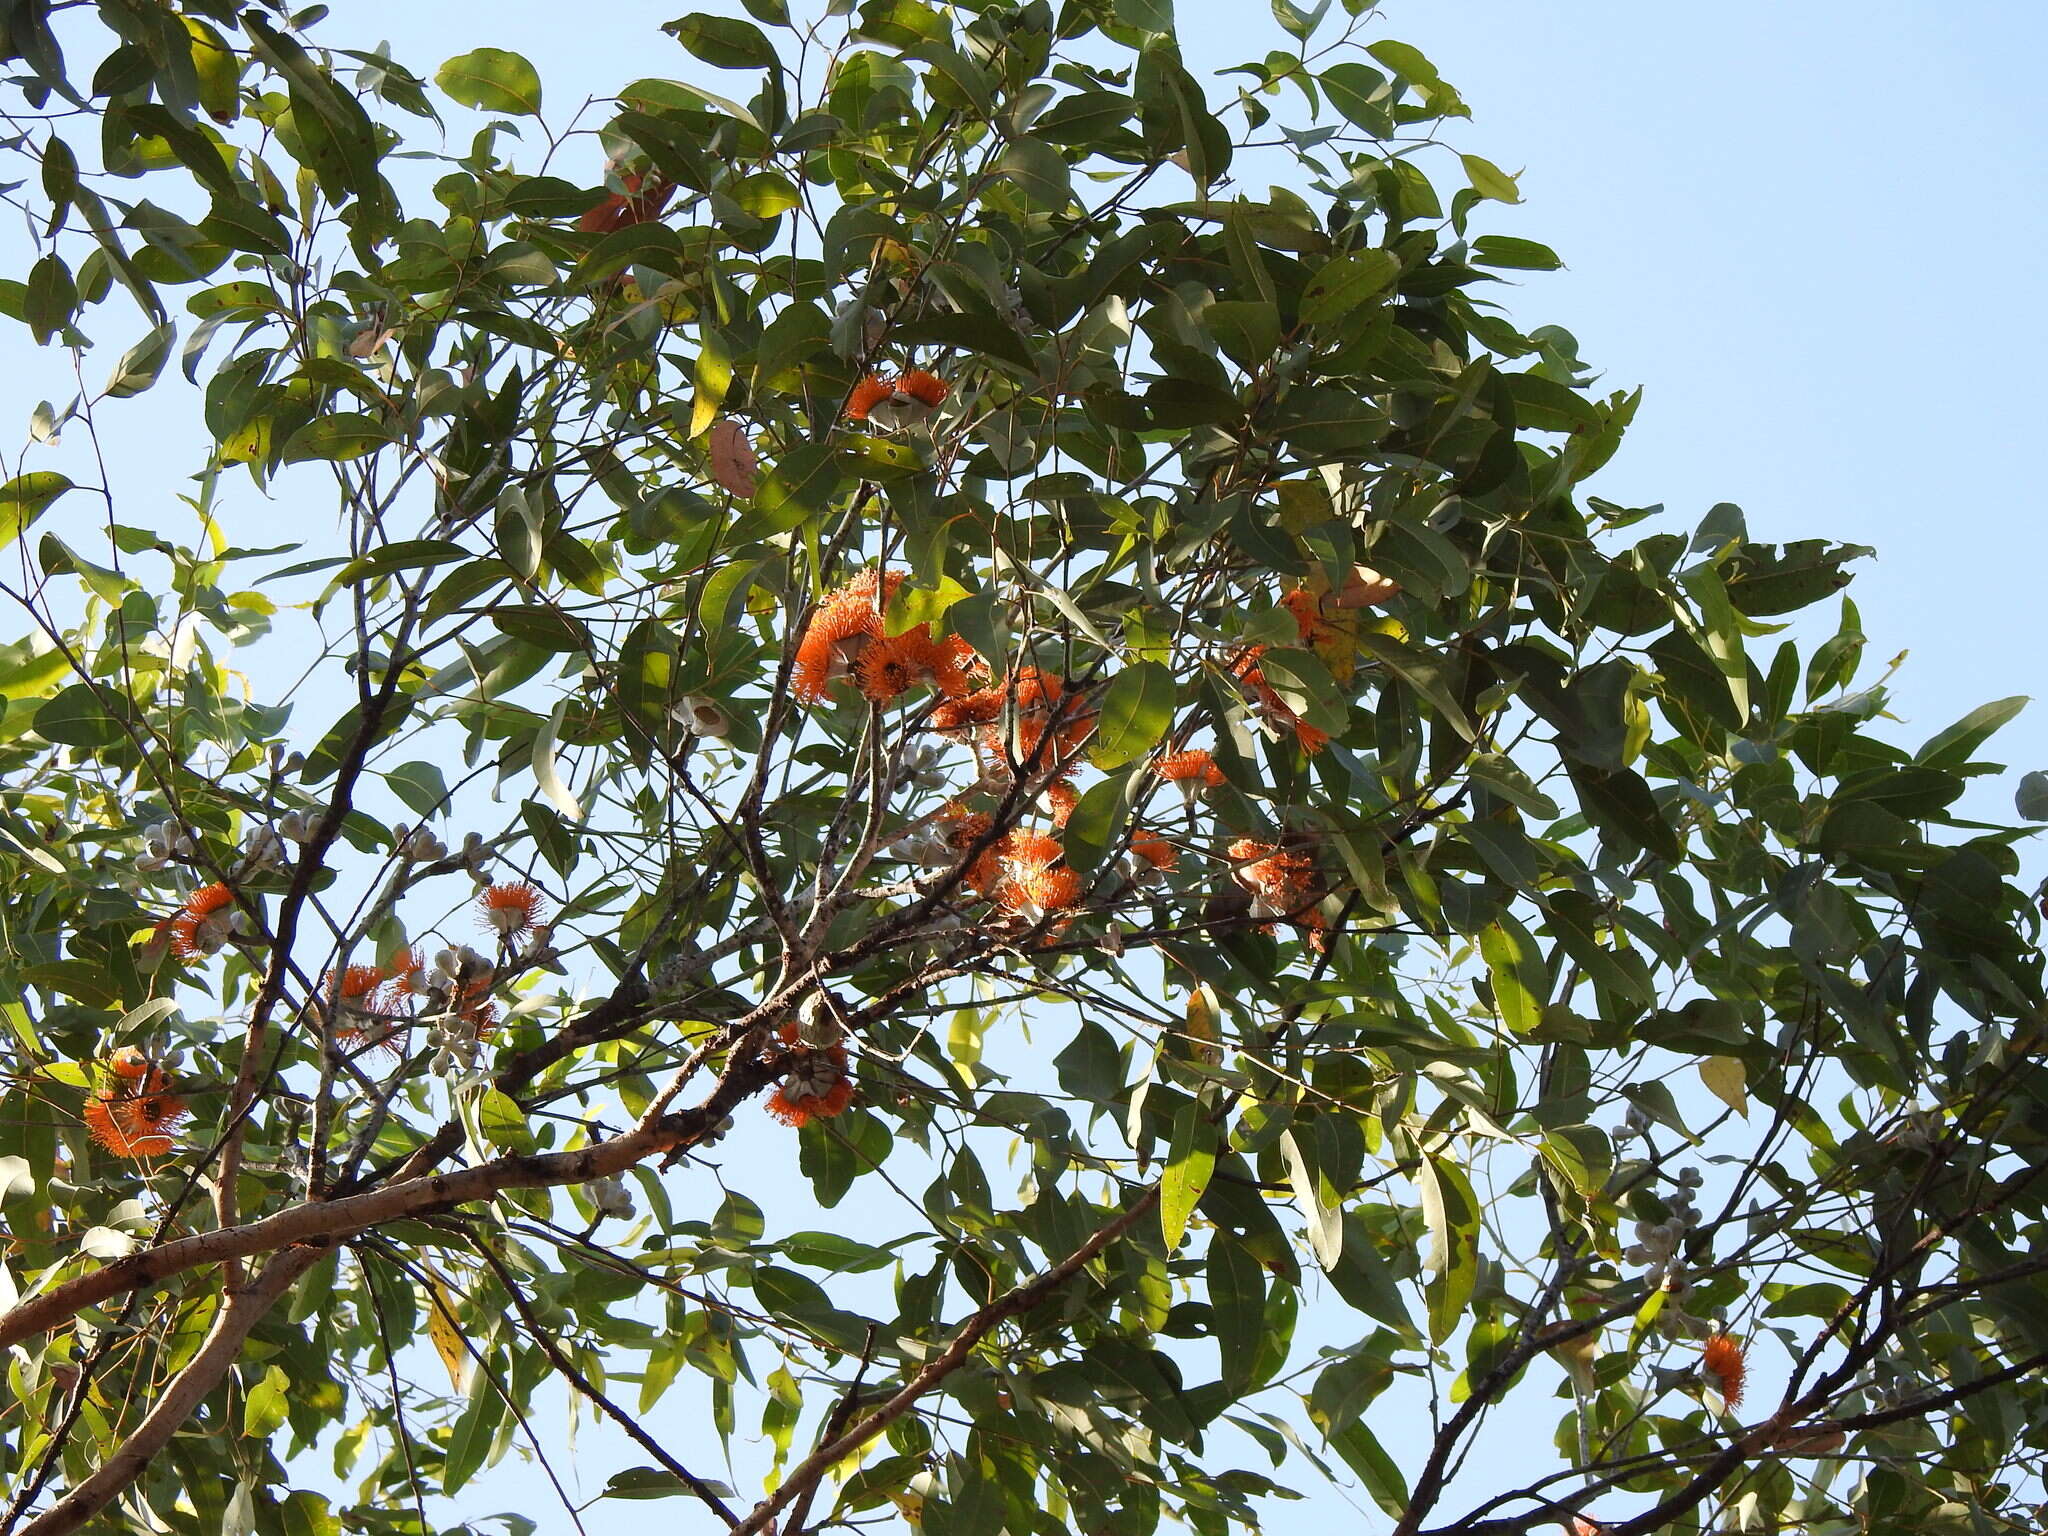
[729,1184,1161,1536]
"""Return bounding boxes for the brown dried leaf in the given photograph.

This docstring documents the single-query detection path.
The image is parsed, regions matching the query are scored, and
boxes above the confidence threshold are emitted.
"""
[708,418,758,498]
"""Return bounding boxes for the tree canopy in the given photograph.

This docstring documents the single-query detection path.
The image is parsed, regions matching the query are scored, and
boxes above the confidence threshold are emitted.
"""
[0,2,2045,1534]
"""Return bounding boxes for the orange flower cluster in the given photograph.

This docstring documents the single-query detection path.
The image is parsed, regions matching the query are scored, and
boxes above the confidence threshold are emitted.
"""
[165,881,236,960]
[764,1021,855,1127]
[943,668,1095,782]
[1702,1333,1745,1408]
[970,828,1083,923]
[1227,837,1327,946]
[1228,645,1329,754]
[792,569,978,707]
[84,1053,188,1159]
[846,369,948,424]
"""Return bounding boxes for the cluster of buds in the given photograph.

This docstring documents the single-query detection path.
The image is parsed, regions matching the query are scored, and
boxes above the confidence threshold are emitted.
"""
[459,831,493,885]
[422,944,497,1082]
[135,821,196,873]
[390,822,449,863]
[1613,1102,1653,1144]
[277,809,330,846]
[1624,1167,1716,1340]
[241,823,288,873]
[892,741,949,796]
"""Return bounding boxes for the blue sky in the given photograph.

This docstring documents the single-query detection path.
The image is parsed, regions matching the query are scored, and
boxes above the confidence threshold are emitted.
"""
[14,0,2046,1527]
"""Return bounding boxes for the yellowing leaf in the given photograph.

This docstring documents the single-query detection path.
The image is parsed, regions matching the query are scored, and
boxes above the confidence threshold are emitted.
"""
[419,1261,469,1393]
[1700,1055,1748,1118]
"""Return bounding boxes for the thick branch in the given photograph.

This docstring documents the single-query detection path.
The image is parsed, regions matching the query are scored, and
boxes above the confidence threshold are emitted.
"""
[0,1084,758,1354]
[16,1248,319,1536]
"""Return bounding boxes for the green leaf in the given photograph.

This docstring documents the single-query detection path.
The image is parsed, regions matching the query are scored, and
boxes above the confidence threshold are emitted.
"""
[1298,249,1399,327]
[1478,915,1546,1035]
[1699,1056,1748,1118]
[339,540,470,584]
[1472,234,1562,271]
[2016,770,2048,822]
[884,576,970,638]
[1160,1100,1215,1252]
[476,1088,533,1153]
[753,442,840,531]
[664,13,779,71]
[998,139,1073,212]
[1091,661,1176,769]
[435,48,543,116]
[1321,62,1392,137]
[1459,153,1522,204]
[1207,1240,1265,1394]
[243,1365,291,1440]
[1418,1154,1478,1345]
[1356,632,1473,740]
[0,472,74,553]
[386,761,449,819]
[104,323,176,398]
[1113,0,1175,32]
[25,254,76,344]
[1917,696,2026,770]
[1328,1421,1410,1520]
[281,413,394,463]
[1278,1128,1342,1271]
[491,605,592,653]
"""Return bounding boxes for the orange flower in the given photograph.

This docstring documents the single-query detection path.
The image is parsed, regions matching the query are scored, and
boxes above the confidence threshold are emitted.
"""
[1009,666,1064,716]
[84,1080,189,1159]
[1156,749,1225,798]
[929,688,1006,739]
[854,627,971,705]
[1044,780,1079,827]
[1227,837,1326,946]
[897,369,948,407]
[986,830,1082,922]
[1702,1334,1745,1408]
[328,964,384,1002]
[1281,586,1343,649]
[479,881,547,939]
[108,1046,153,1083]
[847,375,894,421]
[167,882,235,960]
[386,948,425,997]
[938,804,994,851]
[791,569,909,702]
[1128,829,1177,871]
[765,1030,855,1127]
[325,963,405,1054]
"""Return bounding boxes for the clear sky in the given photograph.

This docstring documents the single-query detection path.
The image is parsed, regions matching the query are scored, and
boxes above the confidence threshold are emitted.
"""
[17,0,2048,1528]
